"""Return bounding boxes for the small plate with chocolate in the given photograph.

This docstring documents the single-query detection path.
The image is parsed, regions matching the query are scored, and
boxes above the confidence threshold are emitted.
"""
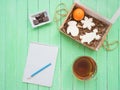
[29,10,51,28]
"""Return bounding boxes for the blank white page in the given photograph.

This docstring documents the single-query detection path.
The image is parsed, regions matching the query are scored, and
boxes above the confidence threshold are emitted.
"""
[23,42,58,87]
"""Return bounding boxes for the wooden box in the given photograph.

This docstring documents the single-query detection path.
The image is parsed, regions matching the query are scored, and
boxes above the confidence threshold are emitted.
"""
[60,3,112,50]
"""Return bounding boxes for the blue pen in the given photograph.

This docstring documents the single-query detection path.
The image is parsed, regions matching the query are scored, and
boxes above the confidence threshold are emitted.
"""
[28,63,52,79]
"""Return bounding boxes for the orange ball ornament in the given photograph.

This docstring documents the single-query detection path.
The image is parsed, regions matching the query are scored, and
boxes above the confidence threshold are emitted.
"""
[73,8,85,21]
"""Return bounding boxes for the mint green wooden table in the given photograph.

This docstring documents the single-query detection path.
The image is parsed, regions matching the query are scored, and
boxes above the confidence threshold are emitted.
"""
[0,0,120,90]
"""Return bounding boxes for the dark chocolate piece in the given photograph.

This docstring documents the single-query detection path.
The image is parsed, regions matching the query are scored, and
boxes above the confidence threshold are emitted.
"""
[35,14,41,20]
[38,18,43,23]
[43,17,49,22]
[39,13,45,18]
[32,11,50,25]
[33,20,39,25]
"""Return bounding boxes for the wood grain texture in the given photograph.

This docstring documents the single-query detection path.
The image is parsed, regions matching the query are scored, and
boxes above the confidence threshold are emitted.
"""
[0,0,120,90]
[0,0,6,90]
[16,0,28,90]
[27,0,39,90]
[107,0,119,90]
[5,0,17,90]
[49,0,61,90]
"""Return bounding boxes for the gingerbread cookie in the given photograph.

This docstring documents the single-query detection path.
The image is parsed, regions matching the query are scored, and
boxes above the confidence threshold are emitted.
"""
[67,21,79,36]
[80,29,101,44]
[81,16,95,30]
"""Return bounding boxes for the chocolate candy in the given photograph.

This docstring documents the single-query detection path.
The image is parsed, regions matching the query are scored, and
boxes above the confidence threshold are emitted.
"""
[33,20,39,25]
[35,15,40,20]
[33,12,49,25]
[43,17,49,22]
[30,11,51,28]
[38,18,43,23]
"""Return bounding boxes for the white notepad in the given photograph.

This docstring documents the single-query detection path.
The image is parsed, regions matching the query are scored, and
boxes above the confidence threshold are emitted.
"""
[23,42,58,87]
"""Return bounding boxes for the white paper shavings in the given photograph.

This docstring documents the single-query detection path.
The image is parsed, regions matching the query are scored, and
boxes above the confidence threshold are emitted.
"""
[81,16,95,30]
[67,21,79,36]
[80,29,101,44]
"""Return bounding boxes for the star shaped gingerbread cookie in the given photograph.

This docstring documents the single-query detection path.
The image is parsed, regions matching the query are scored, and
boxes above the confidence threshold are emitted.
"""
[81,16,95,30]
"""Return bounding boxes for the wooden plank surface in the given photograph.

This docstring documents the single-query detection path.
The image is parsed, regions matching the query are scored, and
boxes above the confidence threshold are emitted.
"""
[16,0,28,90]
[0,0,6,90]
[107,0,119,90]
[96,0,108,90]
[0,0,120,90]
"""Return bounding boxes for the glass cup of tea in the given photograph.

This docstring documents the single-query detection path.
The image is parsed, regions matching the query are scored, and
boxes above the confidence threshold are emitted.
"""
[72,56,97,80]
